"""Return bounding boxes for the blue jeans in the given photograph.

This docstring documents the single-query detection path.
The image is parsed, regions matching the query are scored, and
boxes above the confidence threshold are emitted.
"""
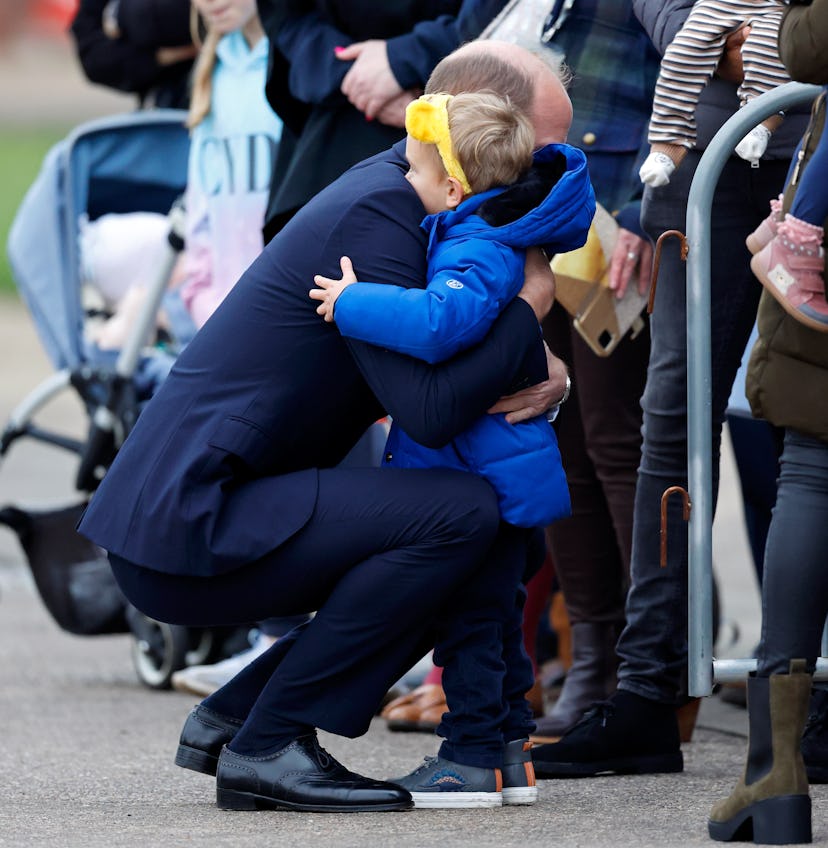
[616,151,792,704]
[757,429,828,676]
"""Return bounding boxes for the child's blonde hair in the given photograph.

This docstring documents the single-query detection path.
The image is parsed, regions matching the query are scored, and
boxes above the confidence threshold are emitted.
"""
[445,91,535,194]
[186,7,219,129]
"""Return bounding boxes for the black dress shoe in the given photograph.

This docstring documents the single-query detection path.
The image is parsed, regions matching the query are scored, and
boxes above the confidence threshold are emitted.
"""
[803,688,828,783]
[175,704,243,776]
[532,690,683,777]
[216,733,413,812]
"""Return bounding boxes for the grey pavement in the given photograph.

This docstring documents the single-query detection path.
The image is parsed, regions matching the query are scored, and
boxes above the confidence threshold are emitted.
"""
[0,28,821,848]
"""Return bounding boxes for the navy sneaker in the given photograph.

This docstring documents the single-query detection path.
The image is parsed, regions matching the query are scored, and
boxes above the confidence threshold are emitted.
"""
[502,738,537,805]
[388,755,502,808]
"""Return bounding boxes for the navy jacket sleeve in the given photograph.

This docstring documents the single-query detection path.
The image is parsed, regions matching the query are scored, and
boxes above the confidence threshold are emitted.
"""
[274,10,351,105]
[632,0,693,55]
[385,0,507,89]
[347,301,547,448]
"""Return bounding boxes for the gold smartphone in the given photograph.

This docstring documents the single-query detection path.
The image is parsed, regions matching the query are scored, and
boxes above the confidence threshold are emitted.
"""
[551,204,649,357]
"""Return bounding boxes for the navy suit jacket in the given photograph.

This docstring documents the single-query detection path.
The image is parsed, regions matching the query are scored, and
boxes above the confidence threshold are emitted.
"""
[78,144,548,576]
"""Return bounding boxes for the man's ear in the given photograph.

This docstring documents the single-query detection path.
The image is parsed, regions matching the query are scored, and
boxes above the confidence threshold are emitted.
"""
[445,176,467,209]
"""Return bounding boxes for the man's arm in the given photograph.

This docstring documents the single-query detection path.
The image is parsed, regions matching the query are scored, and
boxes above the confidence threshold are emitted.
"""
[326,176,551,447]
[347,299,549,447]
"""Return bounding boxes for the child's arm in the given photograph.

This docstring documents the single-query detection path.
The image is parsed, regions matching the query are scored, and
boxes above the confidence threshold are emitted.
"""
[310,255,357,322]
[310,240,526,364]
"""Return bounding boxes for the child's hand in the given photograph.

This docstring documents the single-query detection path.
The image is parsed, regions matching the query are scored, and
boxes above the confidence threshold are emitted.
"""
[309,256,357,322]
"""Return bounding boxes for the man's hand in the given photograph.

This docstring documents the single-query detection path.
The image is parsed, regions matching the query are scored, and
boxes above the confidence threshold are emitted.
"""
[488,345,570,424]
[309,255,357,322]
[374,89,419,128]
[608,229,654,300]
[336,40,403,119]
[518,247,556,321]
[716,25,750,84]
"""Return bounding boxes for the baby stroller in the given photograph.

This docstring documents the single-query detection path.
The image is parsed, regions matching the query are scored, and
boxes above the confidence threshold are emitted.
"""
[1,110,248,688]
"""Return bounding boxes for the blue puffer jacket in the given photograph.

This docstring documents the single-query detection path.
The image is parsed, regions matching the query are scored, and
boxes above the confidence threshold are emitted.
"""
[336,144,593,361]
[335,143,595,527]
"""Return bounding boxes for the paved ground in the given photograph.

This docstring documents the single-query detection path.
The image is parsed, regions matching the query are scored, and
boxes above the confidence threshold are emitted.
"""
[1,28,820,848]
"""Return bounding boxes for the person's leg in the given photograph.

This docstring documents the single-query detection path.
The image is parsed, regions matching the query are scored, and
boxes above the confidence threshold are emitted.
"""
[724,413,782,585]
[432,522,533,769]
[709,431,824,844]
[618,153,787,703]
[537,300,648,735]
[756,429,828,676]
[532,154,791,778]
[110,466,499,751]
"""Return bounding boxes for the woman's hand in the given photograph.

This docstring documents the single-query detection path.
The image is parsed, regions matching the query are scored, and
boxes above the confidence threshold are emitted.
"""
[336,40,403,119]
[608,229,653,300]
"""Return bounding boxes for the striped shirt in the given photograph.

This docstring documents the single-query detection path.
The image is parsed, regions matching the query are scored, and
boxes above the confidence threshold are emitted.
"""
[648,0,789,147]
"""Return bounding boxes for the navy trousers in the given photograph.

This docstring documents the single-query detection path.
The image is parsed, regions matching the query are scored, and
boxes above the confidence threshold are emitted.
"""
[110,467,503,757]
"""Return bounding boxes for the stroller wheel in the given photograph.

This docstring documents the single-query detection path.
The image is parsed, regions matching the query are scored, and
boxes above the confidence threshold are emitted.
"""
[184,629,217,668]
[127,609,190,690]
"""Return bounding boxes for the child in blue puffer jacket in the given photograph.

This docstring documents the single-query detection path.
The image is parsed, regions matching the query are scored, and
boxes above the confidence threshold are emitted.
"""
[310,90,595,808]
[311,90,594,530]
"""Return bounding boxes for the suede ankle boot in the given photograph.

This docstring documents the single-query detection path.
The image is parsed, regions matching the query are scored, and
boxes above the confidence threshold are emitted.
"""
[708,660,812,844]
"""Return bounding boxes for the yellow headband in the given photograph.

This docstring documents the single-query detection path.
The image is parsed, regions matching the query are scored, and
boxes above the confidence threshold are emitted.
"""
[405,94,472,195]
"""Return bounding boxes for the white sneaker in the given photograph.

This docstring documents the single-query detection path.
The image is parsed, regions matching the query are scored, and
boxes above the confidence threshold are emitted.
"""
[171,632,277,697]
[639,151,676,187]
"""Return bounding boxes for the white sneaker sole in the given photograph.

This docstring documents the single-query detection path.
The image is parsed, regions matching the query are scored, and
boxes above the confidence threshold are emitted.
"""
[502,785,538,805]
[411,790,502,809]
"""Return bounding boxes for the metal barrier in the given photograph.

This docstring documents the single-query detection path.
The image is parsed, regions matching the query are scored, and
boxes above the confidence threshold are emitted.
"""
[683,81,823,696]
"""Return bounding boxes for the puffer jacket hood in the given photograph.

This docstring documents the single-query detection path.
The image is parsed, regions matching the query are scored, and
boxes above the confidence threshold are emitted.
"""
[421,142,595,257]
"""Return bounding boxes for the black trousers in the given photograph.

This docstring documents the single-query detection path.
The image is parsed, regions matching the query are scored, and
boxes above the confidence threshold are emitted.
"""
[111,467,506,758]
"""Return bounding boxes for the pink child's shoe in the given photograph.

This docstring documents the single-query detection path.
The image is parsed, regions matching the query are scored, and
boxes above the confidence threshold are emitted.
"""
[746,194,784,255]
[751,214,828,332]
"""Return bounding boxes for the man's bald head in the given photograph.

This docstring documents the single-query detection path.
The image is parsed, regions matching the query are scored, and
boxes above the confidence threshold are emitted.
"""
[425,39,572,147]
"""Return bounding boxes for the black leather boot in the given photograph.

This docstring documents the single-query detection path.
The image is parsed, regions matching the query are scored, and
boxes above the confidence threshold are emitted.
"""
[802,687,828,783]
[708,661,812,844]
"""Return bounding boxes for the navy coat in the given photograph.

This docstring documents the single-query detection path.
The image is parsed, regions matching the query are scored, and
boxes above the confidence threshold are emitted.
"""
[78,143,548,577]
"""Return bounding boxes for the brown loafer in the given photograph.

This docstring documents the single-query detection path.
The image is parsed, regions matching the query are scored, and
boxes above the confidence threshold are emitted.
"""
[382,683,446,731]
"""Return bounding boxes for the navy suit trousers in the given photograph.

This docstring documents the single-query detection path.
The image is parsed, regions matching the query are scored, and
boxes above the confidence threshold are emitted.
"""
[110,467,501,754]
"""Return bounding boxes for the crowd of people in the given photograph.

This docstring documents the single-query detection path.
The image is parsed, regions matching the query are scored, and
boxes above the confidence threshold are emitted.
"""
[63,0,828,841]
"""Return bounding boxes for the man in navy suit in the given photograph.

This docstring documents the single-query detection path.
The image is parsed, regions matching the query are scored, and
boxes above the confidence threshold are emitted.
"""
[79,40,572,812]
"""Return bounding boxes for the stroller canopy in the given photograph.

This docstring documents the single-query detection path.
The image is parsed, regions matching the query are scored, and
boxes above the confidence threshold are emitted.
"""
[6,110,190,370]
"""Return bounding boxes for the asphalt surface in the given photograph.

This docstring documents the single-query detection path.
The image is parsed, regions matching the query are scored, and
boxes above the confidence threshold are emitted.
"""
[1,28,823,848]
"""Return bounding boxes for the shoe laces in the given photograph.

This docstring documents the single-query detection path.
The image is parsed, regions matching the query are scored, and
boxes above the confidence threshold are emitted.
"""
[300,733,333,770]
[410,756,439,776]
[575,699,616,731]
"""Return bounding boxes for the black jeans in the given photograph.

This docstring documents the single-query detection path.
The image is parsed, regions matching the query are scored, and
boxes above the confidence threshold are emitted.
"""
[617,152,791,703]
